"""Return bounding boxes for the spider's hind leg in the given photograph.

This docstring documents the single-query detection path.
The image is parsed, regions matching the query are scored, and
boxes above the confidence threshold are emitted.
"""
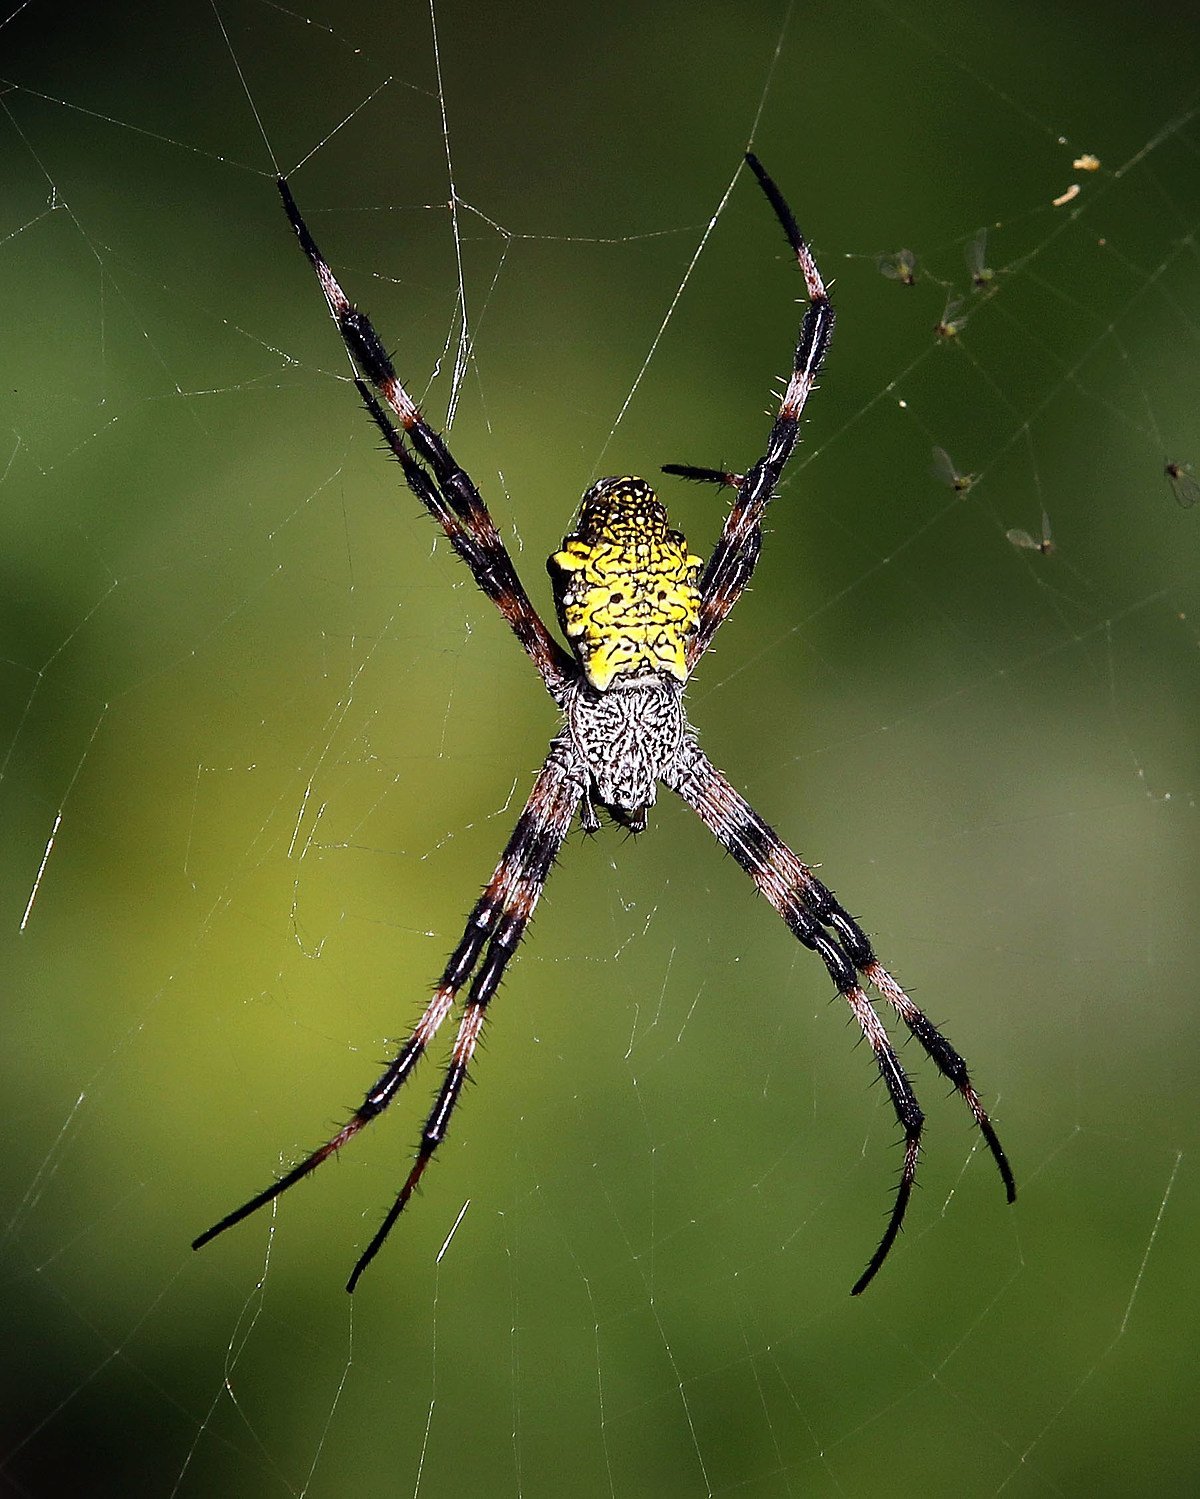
[193,748,583,1288]
[863,960,1016,1204]
[665,742,1014,1293]
[799,869,1016,1203]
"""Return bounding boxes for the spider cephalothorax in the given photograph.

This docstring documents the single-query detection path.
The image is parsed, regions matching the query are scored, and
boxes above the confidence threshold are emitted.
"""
[194,156,1015,1296]
[563,670,688,833]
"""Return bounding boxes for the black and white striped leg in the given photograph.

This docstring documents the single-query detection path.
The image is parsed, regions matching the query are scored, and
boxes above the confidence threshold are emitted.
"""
[663,154,836,671]
[277,178,572,698]
[741,855,1015,1205]
[193,752,580,1286]
[347,768,576,1291]
[863,960,1015,1203]
[666,745,1013,1294]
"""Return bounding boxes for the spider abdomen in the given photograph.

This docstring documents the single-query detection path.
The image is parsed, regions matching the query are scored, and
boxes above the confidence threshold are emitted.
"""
[549,476,702,691]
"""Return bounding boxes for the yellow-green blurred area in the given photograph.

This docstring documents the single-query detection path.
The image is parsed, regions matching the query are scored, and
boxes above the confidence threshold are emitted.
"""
[2,0,1198,1494]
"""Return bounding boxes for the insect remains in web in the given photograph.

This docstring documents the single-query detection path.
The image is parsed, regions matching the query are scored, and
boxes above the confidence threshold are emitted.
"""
[966,229,995,289]
[934,295,968,342]
[878,247,918,286]
[1007,512,1055,555]
[1165,461,1198,509]
[931,446,976,495]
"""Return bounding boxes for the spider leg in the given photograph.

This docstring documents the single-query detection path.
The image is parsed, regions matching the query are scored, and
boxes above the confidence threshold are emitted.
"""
[668,154,835,671]
[660,464,745,490]
[725,842,1015,1205]
[665,744,1013,1294]
[193,749,580,1273]
[710,820,1016,1203]
[278,178,572,699]
[347,756,578,1291]
[861,960,1016,1203]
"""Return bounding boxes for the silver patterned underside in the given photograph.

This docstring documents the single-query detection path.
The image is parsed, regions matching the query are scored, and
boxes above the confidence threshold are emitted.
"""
[562,675,690,828]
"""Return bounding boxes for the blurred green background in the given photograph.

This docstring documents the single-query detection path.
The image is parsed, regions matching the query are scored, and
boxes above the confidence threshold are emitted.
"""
[2,1,1198,1494]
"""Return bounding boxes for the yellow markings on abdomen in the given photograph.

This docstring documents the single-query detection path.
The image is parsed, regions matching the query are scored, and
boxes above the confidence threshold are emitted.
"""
[549,477,702,691]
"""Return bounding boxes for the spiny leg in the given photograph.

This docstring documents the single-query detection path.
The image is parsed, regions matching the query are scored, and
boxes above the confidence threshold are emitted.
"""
[193,753,580,1265]
[665,746,920,1292]
[347,770,576,1291]
[660,464,745,490]
[353,382,570,693]
[277,178,571,697]
[740,846,1015,1204]
[662,153,835,670]
[666,744,1013,1293]
[864,961,1015,1203]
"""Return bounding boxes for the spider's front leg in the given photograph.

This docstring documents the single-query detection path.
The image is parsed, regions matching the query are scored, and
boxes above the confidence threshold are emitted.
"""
[277,178,572,700]
[665,743,1014,1294]
[662,153,835,671]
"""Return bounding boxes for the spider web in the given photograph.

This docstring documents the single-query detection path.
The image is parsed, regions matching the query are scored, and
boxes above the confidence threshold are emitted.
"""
[1,0,1198,1494]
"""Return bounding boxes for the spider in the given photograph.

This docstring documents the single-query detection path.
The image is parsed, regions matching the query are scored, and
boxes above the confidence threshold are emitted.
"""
[193,154,1015,1295]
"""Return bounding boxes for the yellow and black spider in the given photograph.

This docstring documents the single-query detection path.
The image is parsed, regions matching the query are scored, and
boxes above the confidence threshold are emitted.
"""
[194,155,1015,1295]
